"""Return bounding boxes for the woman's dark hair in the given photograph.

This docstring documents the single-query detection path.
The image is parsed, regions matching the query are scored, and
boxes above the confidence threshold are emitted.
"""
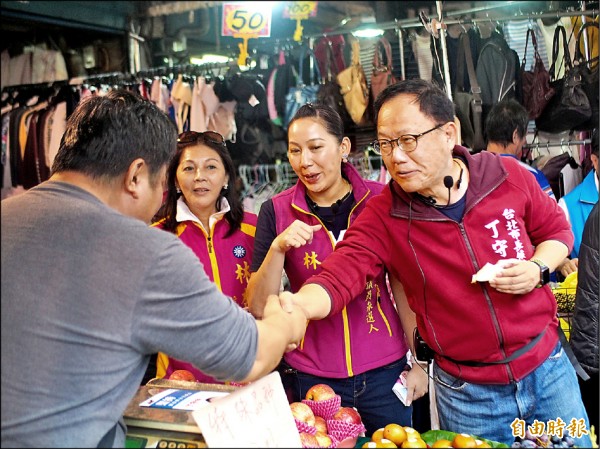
[373,78,455,126]
[287,103,345,144]
[484,99,529,146]
[153,132,243,237]
[52,90,177,187]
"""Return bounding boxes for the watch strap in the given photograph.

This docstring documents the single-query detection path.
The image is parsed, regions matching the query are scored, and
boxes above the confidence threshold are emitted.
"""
[531,258,550,287]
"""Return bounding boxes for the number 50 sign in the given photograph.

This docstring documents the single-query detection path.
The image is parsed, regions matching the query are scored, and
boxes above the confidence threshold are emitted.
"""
[222,2,272,37]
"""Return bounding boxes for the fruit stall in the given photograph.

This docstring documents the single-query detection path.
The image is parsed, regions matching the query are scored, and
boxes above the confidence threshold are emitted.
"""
[122,370,593,448]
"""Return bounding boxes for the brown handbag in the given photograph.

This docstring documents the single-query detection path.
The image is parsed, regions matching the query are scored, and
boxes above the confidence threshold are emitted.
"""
[336,40,370,125]
[521,28,555,120]
[370,37,397,102]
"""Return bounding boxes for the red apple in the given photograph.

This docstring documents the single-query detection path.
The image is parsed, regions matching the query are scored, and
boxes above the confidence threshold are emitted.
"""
[168,369,196,382]
[305,383,336,401]
[314,416,328,434]
[299,432,319,447]
[332,406,362,425]
[290,401,316,426]
[315,431,333,447]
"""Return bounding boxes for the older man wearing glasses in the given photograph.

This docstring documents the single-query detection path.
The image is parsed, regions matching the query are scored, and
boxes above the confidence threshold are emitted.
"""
[278,79,592,447]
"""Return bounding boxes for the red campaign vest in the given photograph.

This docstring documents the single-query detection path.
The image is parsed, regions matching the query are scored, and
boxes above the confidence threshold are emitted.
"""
[273,163,409,378]
[154,212,257,383]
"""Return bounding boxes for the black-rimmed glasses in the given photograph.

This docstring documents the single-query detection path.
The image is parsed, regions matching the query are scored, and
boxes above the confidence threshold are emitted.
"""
[177,131,226,147]
[371,123,445,156]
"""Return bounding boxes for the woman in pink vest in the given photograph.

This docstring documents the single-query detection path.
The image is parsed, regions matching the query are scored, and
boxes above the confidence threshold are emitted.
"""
[152,131,257,384]
[247,104,428,434]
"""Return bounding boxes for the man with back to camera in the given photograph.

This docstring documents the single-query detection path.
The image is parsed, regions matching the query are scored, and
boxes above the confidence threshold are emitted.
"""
[1,90,307,448]
[556,130,599,279]
[484,98,555,200]
[277,79,592,447]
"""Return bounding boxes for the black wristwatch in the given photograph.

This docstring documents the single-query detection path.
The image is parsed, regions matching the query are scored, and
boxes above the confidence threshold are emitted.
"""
[531,259,550,288]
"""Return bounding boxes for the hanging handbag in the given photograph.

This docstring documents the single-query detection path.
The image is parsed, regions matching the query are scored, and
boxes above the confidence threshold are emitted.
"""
[317,41,353,126]
[520,28,555,120]
[283,47,322,130]
[453,32,485,151]
[370,37,397,102]
[573,21,599,131]
[535,25,592,133]
[336,40,370,125]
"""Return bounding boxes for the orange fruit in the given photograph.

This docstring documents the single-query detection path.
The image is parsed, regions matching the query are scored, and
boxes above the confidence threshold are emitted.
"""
[403,427,421,439]
[431,439,454,448]
[362,442,379,448]
[371,428,386,443]
[401,437,427,448]
[475,440,491,448]
[383,423,407,445]
[378,439,398,448]
[452,433,477,448]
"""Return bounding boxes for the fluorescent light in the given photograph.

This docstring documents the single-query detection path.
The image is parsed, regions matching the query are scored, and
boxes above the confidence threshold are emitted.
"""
[190,54,231,65]
[352,28,384,38]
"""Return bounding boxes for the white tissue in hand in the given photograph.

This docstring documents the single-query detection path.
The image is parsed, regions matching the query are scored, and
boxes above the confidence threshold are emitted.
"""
[471,259,517,283]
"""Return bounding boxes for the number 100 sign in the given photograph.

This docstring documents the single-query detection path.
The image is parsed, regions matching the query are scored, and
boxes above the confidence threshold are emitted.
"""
[222,2,272,37]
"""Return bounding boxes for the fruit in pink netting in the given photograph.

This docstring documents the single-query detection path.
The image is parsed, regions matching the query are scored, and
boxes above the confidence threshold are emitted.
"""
[290,401,316,426]
[305,383,336,401]
[332,406,362,425]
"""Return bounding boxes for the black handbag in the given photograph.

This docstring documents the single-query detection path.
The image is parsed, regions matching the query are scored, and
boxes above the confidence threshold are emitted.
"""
[535,25,592,133]
[573,21,599,131]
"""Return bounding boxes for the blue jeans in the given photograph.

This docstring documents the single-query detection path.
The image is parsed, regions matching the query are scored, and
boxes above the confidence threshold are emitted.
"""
[433,342,592,447]
[279,357,412,436]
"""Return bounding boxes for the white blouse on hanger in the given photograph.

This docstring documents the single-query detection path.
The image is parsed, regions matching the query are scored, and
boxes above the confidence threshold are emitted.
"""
[411,32,433,82]
[537,17,576,79]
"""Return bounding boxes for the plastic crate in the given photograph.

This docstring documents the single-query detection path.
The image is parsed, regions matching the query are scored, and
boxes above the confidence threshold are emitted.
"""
[551,287,576,314]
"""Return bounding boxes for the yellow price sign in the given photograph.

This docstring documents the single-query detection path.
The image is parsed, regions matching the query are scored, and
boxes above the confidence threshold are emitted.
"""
[222,2,271,37]
[283,1,317,20]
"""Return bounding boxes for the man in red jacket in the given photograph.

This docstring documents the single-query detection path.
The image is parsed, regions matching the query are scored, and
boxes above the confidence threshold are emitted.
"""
[279,79,592,447]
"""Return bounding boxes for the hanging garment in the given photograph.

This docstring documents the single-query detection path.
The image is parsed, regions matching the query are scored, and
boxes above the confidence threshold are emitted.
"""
[411,32,433,81]
[537,17,576,80]
[189,76,207,132]
[31,47,69,84]
[503,20,549,71]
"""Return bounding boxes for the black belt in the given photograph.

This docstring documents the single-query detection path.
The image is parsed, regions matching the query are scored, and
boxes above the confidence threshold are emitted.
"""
[440,329,546,367]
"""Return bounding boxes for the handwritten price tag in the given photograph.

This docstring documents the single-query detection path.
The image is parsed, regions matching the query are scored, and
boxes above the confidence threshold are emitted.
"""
[222,2,271,37]
[283,1,318,19]
[192,371,301,448]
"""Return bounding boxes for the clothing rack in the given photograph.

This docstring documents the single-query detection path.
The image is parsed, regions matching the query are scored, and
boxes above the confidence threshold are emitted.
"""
[136,60,238,79]
[439,8,598,27]
[303,3,597,96]
[523,139,592,150]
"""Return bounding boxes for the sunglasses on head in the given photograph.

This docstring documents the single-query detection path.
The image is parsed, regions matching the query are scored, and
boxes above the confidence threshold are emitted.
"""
[177,131,226,147]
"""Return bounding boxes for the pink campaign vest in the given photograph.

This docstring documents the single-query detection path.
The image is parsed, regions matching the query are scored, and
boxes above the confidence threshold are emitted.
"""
[154,212,257,383]
[273,163,409,378]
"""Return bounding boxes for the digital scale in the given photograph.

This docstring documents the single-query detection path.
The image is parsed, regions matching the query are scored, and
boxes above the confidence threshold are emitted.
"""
[123,379,237,448]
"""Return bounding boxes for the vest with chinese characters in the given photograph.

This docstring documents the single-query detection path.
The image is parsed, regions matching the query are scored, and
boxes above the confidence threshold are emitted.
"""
[272,163,408,378]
